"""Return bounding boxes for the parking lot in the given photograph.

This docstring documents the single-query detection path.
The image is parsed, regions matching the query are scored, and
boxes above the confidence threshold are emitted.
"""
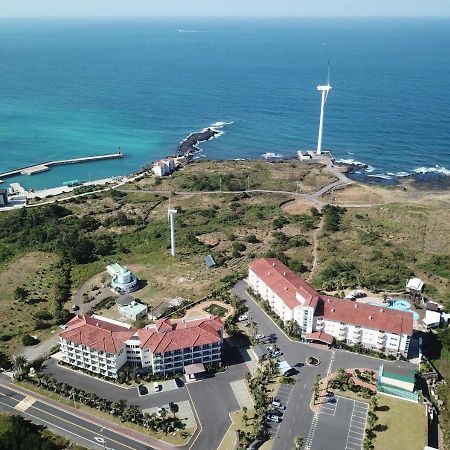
[269,383,294,435]
[309,396,368,450]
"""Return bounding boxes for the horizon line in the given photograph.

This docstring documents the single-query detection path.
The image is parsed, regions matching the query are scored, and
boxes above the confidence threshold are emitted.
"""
[0,15,449,19]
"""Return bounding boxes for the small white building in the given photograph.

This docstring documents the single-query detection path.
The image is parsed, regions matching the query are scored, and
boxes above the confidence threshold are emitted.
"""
[406,277,424,292]
[297,150,312,161]
[152,158,175,177]
[248,258,414,357]
[423,310,441,329]
[106,263,139,293]
[116,295,148,321]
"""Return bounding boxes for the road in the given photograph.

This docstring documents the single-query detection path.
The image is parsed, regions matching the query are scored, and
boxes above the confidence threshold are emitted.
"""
[44,344,249,450]
[231,280,417,450]
[0,376,163,450]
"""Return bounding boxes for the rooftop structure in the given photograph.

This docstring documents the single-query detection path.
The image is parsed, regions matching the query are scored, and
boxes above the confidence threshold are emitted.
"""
[106,263,138,293]
[377,364,418,402]
[406,277,424,292]
[152,158,175,177]
[118,300,148,321]
[0,189,8,206]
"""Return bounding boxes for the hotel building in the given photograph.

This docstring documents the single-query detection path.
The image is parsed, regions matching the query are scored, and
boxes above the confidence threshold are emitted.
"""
[59,314,223,378]
[248,258,413,356]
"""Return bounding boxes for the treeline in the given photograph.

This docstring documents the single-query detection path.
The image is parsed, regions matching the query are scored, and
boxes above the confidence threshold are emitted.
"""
[0,413,72,450]
[0,204,115,265]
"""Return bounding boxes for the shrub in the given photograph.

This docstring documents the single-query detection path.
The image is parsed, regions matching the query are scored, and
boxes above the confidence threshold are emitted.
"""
[33,311,53,321]
[22,334,39,346]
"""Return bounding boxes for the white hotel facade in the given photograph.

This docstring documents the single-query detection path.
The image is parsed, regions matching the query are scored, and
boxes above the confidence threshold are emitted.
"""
[59,314,223,378]
[248,258,413,356]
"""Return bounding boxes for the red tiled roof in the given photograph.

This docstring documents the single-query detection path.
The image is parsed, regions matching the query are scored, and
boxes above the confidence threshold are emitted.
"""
[249,258,319,310]
[138,316,223,353]
[316,296,414,336]
[306,331,334,345]
[249,258,414,336]
[59,316,136,354]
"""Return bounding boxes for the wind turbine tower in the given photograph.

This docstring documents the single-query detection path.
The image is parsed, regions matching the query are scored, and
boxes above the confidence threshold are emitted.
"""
[316,61,332,155]
[168,209,177,256]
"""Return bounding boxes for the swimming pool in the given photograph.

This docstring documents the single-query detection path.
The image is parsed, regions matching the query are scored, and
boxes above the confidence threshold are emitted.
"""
[367,299,419,321]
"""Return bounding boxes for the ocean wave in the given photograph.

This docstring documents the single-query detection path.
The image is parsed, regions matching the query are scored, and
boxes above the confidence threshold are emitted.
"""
[365,165,375,173]
[262,152,284,159]
[335,158,367,167]
[178,29,209,33]
[367,174,393,180]
[413,165,450,176]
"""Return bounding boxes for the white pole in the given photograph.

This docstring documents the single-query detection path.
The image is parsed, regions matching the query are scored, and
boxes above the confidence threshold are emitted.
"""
[169,212,176,256]
[317,89,327,155]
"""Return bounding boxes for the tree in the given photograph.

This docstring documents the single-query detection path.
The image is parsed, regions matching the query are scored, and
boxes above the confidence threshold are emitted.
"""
[0,351,12,371]
[367,411,377,430]
[12,355,28,376]
[294,434,304,449]
[370,396,378,411]
[22,334,39,346]
[14,287,29,303]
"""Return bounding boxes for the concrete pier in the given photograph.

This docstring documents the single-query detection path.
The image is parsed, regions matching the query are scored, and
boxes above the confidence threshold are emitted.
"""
[0,151,124,179]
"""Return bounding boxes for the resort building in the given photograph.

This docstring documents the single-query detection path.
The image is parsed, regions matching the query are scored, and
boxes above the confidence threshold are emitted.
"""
[106,263,139,293]
[59,315,135,378]
[248,258,414,356]
[59,314,223,378]
[116,295,148,321]
[152,158,175,177]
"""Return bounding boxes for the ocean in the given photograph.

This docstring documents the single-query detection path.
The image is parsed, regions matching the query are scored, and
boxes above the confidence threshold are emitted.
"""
[0,18,449,190]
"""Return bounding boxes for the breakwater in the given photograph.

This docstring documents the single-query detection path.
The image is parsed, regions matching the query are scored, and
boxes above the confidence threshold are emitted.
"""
[0,152,124,180]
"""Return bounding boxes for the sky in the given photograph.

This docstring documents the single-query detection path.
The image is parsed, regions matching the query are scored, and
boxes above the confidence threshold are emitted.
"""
[1,0,449,18]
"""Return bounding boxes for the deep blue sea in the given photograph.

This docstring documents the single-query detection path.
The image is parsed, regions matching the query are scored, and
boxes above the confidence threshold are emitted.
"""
[0,18,449,190]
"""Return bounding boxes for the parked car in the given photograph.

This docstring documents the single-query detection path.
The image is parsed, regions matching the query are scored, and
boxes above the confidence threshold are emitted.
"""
[268,409,283,417]
[255,333,265,340]
[71,304,79,311]
[153,382,161,392]
[267,414,281,423]
[272,400,286,410]
[138,384,148,395]
[238,315,248,322]
[246,440,264,450]
[156,406,165,417]
[174,377,184,388]
[59,324,68,330]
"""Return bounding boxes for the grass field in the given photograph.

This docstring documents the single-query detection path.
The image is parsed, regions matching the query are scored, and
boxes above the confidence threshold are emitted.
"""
[133,159,338,194]
[0,252,61,354]
[373,395,427,450]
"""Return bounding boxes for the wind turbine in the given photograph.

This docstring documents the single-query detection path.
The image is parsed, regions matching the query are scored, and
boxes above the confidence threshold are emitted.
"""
[168,208,177,256]
[316,54,332,155]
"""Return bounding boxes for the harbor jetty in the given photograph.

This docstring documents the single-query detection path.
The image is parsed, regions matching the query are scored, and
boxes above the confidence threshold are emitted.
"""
[0,151,124,180]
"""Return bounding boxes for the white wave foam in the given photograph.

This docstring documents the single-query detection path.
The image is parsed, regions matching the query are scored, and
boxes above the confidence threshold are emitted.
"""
[365,165,375,173]
[347,152,355,155]
[367,174,392,180]
[335,158,367,167]
[413,165,450,176]
[211,121,234,127]
[178,29,208,33]
[262,152,284,159]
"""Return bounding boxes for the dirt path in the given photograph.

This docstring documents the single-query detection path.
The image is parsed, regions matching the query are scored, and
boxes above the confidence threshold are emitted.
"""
[307,213,324,282]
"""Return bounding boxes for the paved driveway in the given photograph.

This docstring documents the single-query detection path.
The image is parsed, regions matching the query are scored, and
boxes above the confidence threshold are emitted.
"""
[308,396,368,450]
[231,279,417,450]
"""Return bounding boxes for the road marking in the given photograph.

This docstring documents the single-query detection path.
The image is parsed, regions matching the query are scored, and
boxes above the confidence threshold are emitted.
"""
[304,411,320,450]
[344,399,368,450]
[15,395,36,412]
[0,384,159,450]
[0,398,118,450]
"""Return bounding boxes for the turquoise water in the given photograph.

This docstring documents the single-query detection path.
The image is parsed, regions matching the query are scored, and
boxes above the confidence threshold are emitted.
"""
[368,300,419,321]
[1,18,450,190]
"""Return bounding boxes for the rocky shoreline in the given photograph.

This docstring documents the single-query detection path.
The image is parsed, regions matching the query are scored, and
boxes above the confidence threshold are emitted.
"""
[176,127,220,159]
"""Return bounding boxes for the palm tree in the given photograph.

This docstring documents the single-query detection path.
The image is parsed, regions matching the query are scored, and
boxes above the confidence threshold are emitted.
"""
[294,435,304,449]
[370,396,378,411]
[12,355,28,376]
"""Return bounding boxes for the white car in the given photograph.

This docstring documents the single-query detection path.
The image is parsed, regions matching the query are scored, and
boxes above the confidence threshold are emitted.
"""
[255,333,265,340]
[153,382,161,392]
[267,414,281,423]
[238,315,248,322]
[272,400,285,410]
